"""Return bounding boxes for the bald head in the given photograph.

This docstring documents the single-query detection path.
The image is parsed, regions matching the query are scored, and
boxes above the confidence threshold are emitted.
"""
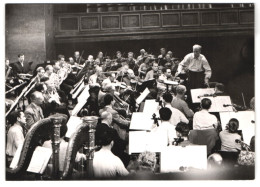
[101,111,113,126]
[30,91,44,105]
[193,44,202,58]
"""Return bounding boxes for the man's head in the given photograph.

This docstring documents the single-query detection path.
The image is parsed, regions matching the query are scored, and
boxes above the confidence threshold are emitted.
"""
[97,51,103,58]
[165,53,171,61]
[152,62,159,72]
[104,93,114,106]
[88,55,94,62]
[201,98,212,110]
[95,66,103,76]
[69,57,74,63]
[166,68,172,78]
[159,107,172,121]
[226,118,239,133]
[128,52,134,60]
[122,64,129,74]
[36,67,45,78]
[127,69,134,78]
[160,48,166,55]
[18,54,25,63]
[208,153,223,169]
[99,129,115,148]
[101,111,113,126]
[30,91,44,105]
[140,49,146,55]
[35,82,47,93]
[167,51,173,58]
[58,54,65,62]
[175,122,190,138]
[45,65,53,75]
[74,51,80,59]
[8,110,26,126]
[193,44,202,58]
[5,59,10,67]
[176,85,186,96]
[162,92,173,104]
[116,51,122,58]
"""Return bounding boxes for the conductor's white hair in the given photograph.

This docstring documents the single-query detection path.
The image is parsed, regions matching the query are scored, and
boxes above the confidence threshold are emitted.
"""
[193,44,202,50]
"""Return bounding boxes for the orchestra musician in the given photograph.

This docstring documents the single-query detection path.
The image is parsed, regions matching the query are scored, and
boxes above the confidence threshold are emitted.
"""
[175,44,212,89]
[158,48,167,66]
[126,52,139,76]
[74,51,85,65]
[136,49,146,65]
[144,61,159,81]
[89,66,103,86]
[95,51,105,66]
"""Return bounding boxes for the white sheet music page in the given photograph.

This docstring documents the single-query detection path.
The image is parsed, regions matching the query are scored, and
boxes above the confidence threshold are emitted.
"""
[201,96,233,112]
[77,84,90,102]
[143,99,159,117]
[130,112,154,130]
[27,146,52,174]
[136,88,150,104]
[9,143,23,169]
[160,145,207,173]
[65,116,83,138]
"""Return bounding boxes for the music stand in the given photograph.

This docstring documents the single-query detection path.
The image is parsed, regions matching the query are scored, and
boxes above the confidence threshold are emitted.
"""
[190,88,215,103]
[163,80,179,92]
[137,79,156,93]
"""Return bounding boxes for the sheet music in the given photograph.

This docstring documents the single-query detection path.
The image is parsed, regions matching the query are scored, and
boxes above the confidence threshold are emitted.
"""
[27,146,52,174]
[201,96,233,112]
[71,99,87,116]
[130,112,154,130]
[129,130,167,154]
[190,88,215,103]
[77,85,90,102]
[65,116,83,138]
[219,111,255,144]
[72,82,85,99]
[143,99,159,117]
[9,143,23,169]
[160,146,207,172]
[136,88,150,104]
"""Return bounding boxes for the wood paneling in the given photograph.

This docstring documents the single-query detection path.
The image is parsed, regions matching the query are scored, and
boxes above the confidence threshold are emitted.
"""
[59,17,79,31]
[221,11,238,25]
[201,12,219,25]
[81,16,99,30]
[162,13,180,27]
[182,12,199,26]
[240,10,254,24]
[122,14,140,28]
[142,13,160,27]
[101,15,120,29]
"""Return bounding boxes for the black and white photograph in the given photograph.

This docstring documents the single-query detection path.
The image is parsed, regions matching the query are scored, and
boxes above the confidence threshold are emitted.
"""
[2,0,257,182]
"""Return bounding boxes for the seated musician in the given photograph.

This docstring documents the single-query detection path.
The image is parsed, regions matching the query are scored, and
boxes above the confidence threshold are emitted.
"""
[102,73,116,89]
[35,67,45,83]
[193,98,218,130]
[42,124,86,173]
[96,111,129,167]
[95,51,104,66]
[45,65,60,90]
[219,118,242,152]
[103,56,112,72]
[157,68,174,94]
[171,85,194,119]
[88,66,103,86]
[162,92,189,128]
[11,53,32,78]
[158,48,166,61]
[144,61,159,81]
[174,122,194,146]
[93,129,129,179]
[126,52,138,75]
[151,107,175,146]
[136,49,146,65]
[114,51,125,66]
[99,94,130,140]
[24,91,45,130]
[6,110,26,165]
[74,51,85,65]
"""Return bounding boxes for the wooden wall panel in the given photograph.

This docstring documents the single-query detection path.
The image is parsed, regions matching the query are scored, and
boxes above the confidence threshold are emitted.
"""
[221,11,238,24]
[201,12,219,25]
[162,13,180,27]
[240,10,254,24]
[81,16,99,30]
[59,17,79,31]
[101,15,120,29]
[142,13,160,27]
[182,12,199,26]
[122,14,140,28]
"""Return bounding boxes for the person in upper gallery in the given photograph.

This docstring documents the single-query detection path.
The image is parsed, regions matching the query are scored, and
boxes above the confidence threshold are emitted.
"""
[74,51,85,65]
[174,122,194,146]
[193,98,218,130]
[99,94,130,140]
[175,44,212,89]
[171,85,194,119]
[88,66,103,86]
[144,61,159,81]
[151,107,175,146]
[95,51,104,66]
[95,111,129,167]
[136,49,146,65]
[11,53,32,78]
[219,118,242,152]
[24,91,45,130]
[161,92,189,128]
[93,129,129,179]
[6,110,26,164]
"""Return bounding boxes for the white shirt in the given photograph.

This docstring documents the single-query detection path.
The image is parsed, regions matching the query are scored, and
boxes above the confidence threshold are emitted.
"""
[193,109,217,130]
[151,121,175,145]
[93,148,129,178]
[177,53,212,79]
[6,123,24,157]
[165,103,189,127]
[88,73,98,85]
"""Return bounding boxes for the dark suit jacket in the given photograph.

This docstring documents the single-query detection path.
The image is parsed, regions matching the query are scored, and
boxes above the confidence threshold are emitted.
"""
[11,61,32,76]
[24,103,44,130]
